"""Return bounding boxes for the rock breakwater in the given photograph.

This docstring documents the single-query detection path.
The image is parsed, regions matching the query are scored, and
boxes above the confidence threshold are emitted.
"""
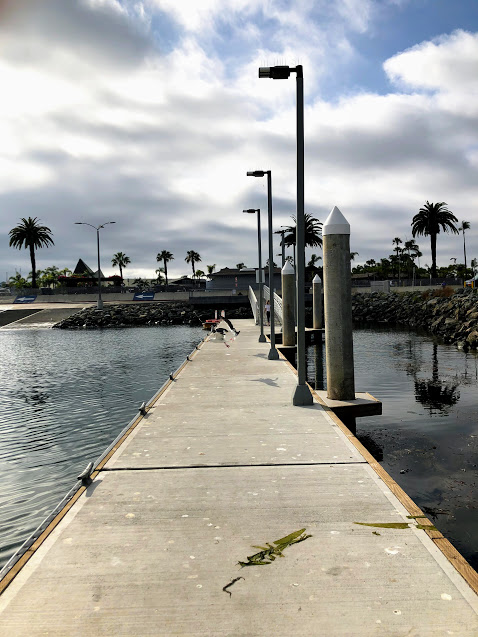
[53,303,252,329]
[352,288,478,349]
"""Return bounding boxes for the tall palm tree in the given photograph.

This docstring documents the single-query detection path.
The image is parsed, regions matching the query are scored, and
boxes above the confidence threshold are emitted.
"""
[392,237,402,280]
[411,201,459,278]
[460,221,471,274]
[9,217,54,289]
[111,252,131,280]
[282,213,323,249]
[156,250,174,286]
[185,250,201,284]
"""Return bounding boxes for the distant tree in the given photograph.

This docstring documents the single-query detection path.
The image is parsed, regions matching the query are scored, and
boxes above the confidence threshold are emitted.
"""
[411,201,459,278]
[459,221,471,274]
[9,217,54,289]
[155,268,165,284]
[41,265,61,288]
[8,272,29,290]
[111,252,131,280]
[207,264,216,277]
[282,213,323,249]
[156,250,174,286]
[185,250,201,283]
[236,263,246,270]
[350,252,359,261]
[195,269,205,280]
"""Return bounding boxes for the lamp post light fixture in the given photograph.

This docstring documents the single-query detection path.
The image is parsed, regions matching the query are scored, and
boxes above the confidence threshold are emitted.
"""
[258,64,312,405]
[74,221,116,309]
[243,208,266,343]
[246,170,279,359]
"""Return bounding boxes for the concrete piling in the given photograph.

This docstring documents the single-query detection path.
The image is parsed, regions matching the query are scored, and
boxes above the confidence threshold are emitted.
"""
[281,261,296,346]
[323,206,355,401]
[312,274,323,329]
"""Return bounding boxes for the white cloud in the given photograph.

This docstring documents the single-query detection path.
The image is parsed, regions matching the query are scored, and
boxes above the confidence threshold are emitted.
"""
[1,1,478,282]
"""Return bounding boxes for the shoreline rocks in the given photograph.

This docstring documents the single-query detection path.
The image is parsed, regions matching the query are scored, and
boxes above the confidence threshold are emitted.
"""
[53,303,253,330]
[352,288,478,350]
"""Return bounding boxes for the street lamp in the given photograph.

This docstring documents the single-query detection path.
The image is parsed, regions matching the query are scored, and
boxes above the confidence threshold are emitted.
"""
[74,221,116,309]
[258,64,312,405]
[246,170,279,360]
[243,209,266,343]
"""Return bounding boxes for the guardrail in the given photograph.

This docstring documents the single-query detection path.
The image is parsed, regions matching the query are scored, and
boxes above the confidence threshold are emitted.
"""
[263,285,282,325]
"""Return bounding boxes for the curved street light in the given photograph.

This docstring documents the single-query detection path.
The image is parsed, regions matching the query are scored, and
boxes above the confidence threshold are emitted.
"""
[74,221,116,309]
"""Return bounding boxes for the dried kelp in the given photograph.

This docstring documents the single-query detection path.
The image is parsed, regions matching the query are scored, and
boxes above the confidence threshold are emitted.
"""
[238,528,312,568]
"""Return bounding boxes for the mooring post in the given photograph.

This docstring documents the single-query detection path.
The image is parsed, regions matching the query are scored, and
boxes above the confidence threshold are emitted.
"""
[281,261,296,346]
[323,206,355,400]
[312,274,323,329]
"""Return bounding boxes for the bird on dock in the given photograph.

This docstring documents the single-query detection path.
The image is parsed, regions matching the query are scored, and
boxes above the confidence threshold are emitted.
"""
[211,317,239,347]
[212,317,240,337]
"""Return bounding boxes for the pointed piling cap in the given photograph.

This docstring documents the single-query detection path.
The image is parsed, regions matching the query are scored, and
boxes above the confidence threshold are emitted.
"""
[313,274,322,284]
[323,206,350,236]
[282,261,294,275]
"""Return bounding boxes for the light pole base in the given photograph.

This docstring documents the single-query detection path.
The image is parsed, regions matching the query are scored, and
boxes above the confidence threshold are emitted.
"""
[292,383,313,406]
[268,347,280,360]
[97,299,104,309]
[259,334,267,342]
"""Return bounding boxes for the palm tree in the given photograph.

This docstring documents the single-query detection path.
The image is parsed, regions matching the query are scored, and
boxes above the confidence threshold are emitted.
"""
[42,265,61,288]
[8,272,28,290]
[282,213,322,249]
[9,217,54,289]
[207,264,216,277]
[350,252,359,262]
[236,263,246,270]
[185,250,201,284]
[195,269,205,280]
[459,221,471,274]
[411,201,459,278]
[155,267,165,284]
[156,250,174,286]
[111,252,131,280]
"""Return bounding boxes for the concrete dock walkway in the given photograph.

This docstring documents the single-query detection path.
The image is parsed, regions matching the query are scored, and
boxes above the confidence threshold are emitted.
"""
[1,319,477,635]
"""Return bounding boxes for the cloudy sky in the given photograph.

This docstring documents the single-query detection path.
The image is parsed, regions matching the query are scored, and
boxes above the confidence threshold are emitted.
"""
[2,0,478,282]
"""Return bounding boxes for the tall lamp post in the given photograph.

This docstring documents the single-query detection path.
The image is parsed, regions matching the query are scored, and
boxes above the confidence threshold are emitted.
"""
[258,64,312,405]
[243,208,266,342]
[74,221,116,309]
[246,170,279,360]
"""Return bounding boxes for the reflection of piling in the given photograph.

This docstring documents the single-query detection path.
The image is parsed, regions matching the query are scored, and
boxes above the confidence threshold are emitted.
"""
[313,344,324,390]
[323,206,355,401]
[281,261,296,347]
[312,274,323,329]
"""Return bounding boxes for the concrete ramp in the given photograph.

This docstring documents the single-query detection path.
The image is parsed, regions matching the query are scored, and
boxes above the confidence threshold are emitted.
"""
[0,307,82,329]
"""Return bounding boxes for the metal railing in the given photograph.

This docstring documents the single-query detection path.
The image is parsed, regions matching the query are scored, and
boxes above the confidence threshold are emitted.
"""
[263,285,282,325]
[248,286,259,324]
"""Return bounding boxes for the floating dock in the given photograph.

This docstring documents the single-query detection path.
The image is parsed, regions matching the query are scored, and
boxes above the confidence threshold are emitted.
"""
[0,319,477,635]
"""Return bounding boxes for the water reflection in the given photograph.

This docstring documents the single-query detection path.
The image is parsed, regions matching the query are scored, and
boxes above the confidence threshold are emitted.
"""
[413,344,460,415]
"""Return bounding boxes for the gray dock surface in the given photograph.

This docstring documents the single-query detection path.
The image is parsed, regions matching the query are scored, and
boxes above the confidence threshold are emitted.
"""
[0,319,477,635]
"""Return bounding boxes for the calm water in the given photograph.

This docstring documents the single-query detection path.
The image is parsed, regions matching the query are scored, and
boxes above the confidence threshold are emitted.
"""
[0,324,477,574]
[0,325,203,568]
[307,326,478,569]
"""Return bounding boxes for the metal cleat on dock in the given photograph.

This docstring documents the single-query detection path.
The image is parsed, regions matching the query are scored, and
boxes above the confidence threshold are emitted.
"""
[77,461,94,487]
